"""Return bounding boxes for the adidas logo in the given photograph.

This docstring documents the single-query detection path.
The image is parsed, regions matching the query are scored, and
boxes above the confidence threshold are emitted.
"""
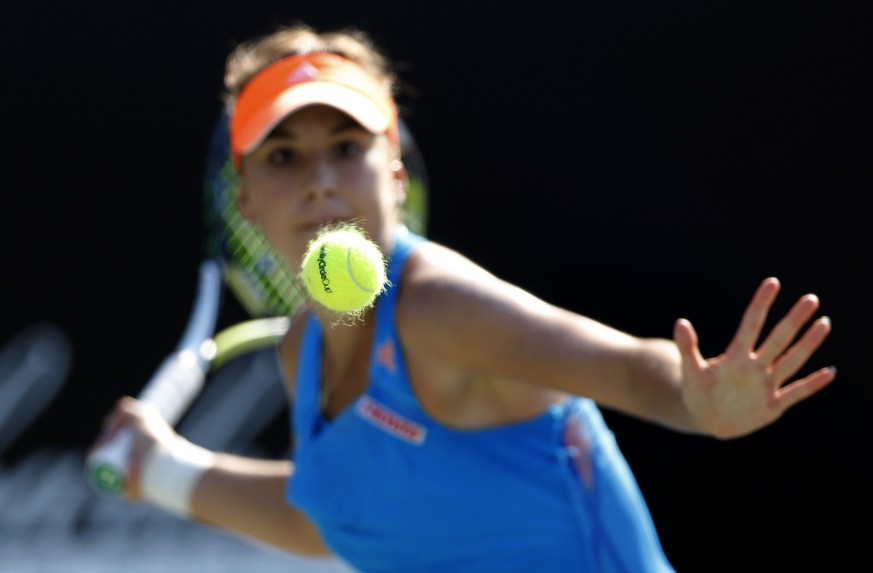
[287,61,319,85]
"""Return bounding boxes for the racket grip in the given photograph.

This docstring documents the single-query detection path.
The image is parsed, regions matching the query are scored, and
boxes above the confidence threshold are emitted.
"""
[85,350,208,496]
[86,427,134,495]
[139,349,208,425]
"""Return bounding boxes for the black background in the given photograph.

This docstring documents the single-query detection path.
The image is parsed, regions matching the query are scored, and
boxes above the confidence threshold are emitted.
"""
[3,2,871,571]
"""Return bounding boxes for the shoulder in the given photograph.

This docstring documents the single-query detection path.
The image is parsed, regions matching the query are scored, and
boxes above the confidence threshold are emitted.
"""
[393,239,571,423]
[398,240,503,313]
[394,240,547,364]
[400,239,501,291]
[398,239,546,318]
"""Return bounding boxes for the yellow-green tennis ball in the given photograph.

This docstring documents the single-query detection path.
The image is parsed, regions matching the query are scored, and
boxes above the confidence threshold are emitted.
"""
[301,227,388,314]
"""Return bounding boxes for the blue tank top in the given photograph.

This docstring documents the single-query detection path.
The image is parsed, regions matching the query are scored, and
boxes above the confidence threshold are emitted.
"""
[288,228,675,573]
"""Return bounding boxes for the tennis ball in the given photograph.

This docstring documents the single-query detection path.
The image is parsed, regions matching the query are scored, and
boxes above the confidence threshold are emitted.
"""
[301,225,388,315]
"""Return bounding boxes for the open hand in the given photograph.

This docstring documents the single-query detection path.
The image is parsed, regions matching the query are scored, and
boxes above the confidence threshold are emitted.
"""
[674,277,835,439]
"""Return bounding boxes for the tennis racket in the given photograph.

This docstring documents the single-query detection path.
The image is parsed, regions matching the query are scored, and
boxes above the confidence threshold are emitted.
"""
[85,108,429,495]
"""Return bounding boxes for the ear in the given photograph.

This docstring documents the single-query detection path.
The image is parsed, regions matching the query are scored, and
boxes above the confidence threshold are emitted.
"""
[391,158,408,207]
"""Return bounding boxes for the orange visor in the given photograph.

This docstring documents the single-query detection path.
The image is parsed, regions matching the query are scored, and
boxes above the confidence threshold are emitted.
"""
[229,52,398,169]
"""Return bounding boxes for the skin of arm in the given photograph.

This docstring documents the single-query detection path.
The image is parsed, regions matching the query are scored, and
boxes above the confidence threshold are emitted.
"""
[186,311,331,556]
[101,396,331,557]
[189,455,331,556]
[395,241,835,438]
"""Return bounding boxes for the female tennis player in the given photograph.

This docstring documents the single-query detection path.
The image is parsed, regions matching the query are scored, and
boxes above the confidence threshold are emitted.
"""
[92,22,836,573]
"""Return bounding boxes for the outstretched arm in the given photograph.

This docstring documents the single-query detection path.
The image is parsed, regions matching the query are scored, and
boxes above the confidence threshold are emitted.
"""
[675,277,835,439]
[394,246,834,437]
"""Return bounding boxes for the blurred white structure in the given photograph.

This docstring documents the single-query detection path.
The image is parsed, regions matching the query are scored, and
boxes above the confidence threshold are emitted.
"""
[0,332,356,573]
[0,448,353,573]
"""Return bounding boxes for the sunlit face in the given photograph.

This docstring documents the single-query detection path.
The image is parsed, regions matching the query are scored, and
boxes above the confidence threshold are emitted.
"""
[237,105,405,270]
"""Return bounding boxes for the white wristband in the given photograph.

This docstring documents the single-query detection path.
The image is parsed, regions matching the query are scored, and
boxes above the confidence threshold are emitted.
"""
[140,436,215,518]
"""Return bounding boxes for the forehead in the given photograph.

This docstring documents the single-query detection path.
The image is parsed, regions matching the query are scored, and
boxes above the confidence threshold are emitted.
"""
[270,104,366,136]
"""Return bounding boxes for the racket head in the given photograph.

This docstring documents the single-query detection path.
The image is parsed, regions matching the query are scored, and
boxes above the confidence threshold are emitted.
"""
[202,110,304,318]
[398,118,429,237]
[202,108,429,318]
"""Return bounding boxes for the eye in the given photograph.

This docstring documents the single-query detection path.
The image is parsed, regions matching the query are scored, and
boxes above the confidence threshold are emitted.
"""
[335,140,362,159]
[267,147,297,166]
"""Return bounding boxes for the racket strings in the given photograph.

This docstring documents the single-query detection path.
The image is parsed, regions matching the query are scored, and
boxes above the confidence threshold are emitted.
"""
[215,159,304,318]
[402,176,427,236]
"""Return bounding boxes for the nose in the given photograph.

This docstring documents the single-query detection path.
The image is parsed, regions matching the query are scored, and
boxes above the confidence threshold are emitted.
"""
[303,155,337,200]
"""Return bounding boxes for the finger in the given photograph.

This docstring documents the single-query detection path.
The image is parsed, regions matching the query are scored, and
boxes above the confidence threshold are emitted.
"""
[674,318,707,373]
[126,443,146,501]
[771,316,832,383]
[92,396,144,448]
[105,397,139,427]
[775,365,837,411]
[728,277,781,354]
[756,293,821,364]
[98,396,127,428]
[93,398,131,444]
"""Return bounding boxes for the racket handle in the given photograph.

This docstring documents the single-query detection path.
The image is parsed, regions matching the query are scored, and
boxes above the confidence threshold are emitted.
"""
[85,350,208,496]
[86,427,134,495]
[140,349,209,425]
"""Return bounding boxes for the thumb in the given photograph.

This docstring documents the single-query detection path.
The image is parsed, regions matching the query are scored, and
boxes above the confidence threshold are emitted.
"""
[674,318,706,372]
